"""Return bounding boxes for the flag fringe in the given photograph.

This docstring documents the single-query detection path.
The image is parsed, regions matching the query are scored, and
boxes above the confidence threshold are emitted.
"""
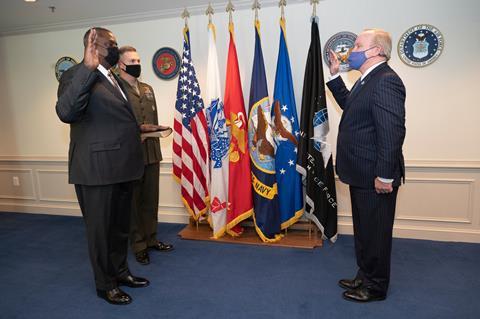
[181,196,210,221]
[280,208,304,230]
[252,212,283,243]
[207,214,227,239]
[225,208,253,236]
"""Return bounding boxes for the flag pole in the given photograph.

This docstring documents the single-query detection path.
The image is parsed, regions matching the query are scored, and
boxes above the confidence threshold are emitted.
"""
[252,0,261,22]
[310,0,320,24]
[181,7,195,232]
[206,2,214,24]
[310,0,319,18]
[226,0,235,25]
[279,0,286,20]
[181,8,190,28]
[279,0,288,239]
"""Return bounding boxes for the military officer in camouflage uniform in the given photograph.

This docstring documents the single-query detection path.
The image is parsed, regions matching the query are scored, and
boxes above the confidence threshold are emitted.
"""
[118,46,173,265]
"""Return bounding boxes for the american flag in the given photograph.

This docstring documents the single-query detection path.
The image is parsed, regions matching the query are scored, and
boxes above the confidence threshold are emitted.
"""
[172,27,210,220]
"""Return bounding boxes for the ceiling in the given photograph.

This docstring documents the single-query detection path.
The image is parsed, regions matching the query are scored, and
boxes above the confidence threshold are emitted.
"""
[0,0,306,36]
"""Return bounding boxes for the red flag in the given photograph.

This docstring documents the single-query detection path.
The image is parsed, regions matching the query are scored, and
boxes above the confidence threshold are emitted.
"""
[224,22,253,235]
[172,27,210,220]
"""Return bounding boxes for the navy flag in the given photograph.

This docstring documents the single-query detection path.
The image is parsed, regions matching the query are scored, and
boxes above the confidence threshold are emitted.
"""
[272,17,304,229]
[296,18,338,242]
[248,20,282,242]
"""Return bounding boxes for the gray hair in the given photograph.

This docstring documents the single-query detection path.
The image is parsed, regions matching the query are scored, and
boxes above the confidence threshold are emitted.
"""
[365,28,392,61]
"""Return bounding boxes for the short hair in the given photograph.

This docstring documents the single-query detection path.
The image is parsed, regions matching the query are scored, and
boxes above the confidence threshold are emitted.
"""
[83,27,112,47]
[119,46,137,56]
[365,28,392,61]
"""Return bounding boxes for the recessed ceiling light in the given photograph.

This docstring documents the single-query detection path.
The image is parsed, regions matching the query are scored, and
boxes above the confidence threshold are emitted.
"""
[24,0,37,3]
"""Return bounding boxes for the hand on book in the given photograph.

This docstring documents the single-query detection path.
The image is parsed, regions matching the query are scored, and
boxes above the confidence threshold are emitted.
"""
[140,124,173,139]
[140,124,171,133]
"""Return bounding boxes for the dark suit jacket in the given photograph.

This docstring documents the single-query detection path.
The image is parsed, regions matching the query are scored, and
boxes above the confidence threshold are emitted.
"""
[56,63,144,186]
[119,78,163,165]
[327,63,406,188]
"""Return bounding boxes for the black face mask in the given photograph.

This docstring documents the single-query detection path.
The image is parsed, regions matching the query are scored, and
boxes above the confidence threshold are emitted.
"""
[104,46,120,67]
[124,64,141,78]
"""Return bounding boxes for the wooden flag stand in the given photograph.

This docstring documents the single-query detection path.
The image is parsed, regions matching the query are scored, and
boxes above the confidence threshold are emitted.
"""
[178,217,323,249]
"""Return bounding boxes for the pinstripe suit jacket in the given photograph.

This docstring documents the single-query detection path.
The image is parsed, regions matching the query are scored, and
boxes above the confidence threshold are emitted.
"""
[56,63,144,186]
[327,63,406,188]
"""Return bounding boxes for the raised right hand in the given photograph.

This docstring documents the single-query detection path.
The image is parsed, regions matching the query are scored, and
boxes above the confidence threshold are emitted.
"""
[84,28,100,70]
[328,49,340,76]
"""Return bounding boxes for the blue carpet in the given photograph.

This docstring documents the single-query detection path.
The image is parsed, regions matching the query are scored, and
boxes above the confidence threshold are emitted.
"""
[0,212,479,319]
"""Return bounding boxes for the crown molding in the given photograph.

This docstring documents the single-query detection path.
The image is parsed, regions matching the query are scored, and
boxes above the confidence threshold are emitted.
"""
[0,0,304,37]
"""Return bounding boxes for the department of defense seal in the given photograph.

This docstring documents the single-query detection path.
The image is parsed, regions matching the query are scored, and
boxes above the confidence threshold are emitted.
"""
[323,31,357,72]
[55,56,77,81]
[398,24,444,67]
[152,47,181,80]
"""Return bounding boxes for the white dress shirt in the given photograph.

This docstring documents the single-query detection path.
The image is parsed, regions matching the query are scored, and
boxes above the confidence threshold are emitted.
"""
[97,64,127,101]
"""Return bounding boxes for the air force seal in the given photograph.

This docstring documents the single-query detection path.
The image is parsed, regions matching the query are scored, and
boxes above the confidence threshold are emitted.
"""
[152,47,181,80]
[55,56,77,81]
[398,24,444,67]
[323,31,357,72]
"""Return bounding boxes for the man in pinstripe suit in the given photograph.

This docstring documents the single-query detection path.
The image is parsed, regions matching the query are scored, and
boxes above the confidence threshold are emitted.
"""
[327,29,406,302]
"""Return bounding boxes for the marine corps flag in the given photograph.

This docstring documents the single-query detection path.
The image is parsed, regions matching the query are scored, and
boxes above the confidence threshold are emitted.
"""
[205,22,229,238]
[296,18,338,241]
[273,17,304,230]
[172,26,210,221]
[224,22,253,236]
[248,20,282,242]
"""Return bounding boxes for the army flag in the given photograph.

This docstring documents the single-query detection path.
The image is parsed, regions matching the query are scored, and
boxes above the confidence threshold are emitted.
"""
[296,19,338,241]
[248,20,282,242]
[172,26,210,220]
[205,22,229,238]
[224,22,253,236]
[272,17,304,230]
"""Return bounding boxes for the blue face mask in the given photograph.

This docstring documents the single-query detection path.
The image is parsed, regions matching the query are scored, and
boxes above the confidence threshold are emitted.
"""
[348,47,376,70]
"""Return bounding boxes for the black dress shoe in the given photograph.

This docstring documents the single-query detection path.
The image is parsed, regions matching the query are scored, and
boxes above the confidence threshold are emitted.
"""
[96,287,132,305]
[135,250,150,265]
[338,278,363,290]
[148,241,174,252]
[117,274,150,288]
[342,287,386,303]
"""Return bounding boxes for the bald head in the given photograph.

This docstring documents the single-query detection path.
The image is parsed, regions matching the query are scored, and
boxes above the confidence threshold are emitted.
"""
[83,27,113,47]
[82,27,119,69]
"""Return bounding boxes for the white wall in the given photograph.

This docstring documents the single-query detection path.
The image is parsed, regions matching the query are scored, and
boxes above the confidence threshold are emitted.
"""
[1,0,480,242]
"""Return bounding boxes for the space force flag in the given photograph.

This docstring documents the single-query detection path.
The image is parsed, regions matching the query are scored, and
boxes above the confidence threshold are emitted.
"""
[296,18,338,242]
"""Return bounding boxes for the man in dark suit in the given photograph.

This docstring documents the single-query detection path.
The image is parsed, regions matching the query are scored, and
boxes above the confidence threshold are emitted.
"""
[327,29,406,302]
[56,27,154,305]
[117,46,174,265]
